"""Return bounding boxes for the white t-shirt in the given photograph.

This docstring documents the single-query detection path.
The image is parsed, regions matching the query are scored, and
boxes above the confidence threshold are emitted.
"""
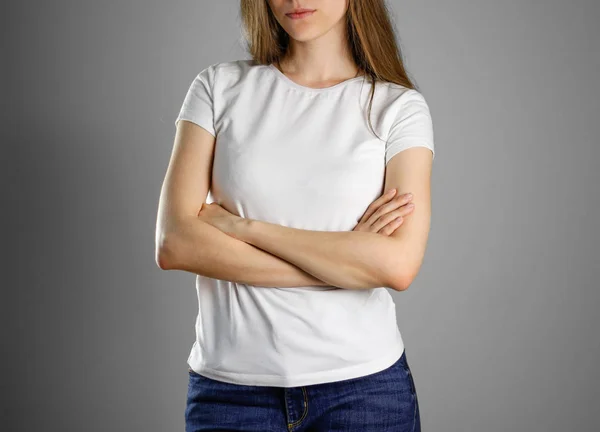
[175,59,435,387]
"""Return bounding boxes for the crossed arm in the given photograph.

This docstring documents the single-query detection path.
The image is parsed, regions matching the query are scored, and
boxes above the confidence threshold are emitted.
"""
[157,212,334,288]
[155,122,432,292]
[232,218,411,291]
[160,212,406,291]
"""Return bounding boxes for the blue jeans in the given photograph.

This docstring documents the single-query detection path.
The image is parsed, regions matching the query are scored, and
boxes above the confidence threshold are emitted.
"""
[185,350,421,431]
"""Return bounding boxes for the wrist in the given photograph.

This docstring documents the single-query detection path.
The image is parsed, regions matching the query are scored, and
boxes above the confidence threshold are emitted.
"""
[232,216,253,242]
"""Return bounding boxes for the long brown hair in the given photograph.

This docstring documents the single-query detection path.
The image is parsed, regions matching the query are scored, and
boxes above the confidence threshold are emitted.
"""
[240,0,419,140]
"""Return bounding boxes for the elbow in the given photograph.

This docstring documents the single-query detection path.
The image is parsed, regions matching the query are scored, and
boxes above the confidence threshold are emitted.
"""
[382,242,423,291]
[156,248,172,270]
[388,273,410,292]
[155,232,180,270]
[386,265,418,292]
[155,215,200,270]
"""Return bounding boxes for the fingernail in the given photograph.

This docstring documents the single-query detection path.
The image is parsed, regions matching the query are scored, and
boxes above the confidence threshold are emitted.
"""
[389,189,397,195]
[406,193,413,199]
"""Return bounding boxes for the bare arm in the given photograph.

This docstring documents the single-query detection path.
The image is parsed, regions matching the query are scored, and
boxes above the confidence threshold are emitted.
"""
[231,219,401,290]
[162,216,330,287]
[155,121,330,287]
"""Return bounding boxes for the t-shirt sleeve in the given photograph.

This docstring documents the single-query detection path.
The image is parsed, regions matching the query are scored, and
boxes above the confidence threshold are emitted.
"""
[174,65,216,137]
[385,89,435,165]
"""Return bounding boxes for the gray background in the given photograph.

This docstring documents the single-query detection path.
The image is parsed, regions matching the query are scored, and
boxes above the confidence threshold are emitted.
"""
[4,1,599,431]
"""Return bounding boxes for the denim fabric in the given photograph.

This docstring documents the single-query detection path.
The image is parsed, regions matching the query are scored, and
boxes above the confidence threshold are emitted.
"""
[185,350,421,432]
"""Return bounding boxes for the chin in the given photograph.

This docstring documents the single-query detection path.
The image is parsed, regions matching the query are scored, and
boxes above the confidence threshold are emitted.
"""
[284,27,329,43]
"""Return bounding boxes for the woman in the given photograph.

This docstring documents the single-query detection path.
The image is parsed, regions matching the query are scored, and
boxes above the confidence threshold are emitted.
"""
[156,0,435,430]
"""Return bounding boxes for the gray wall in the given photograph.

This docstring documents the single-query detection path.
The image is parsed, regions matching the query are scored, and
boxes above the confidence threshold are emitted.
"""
[4,1,599,431]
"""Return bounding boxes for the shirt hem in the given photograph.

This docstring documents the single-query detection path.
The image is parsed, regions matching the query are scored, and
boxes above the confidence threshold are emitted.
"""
[187,341,405,388]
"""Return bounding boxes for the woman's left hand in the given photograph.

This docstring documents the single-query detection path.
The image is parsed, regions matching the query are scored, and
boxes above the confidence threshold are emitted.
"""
[197,202,242,239]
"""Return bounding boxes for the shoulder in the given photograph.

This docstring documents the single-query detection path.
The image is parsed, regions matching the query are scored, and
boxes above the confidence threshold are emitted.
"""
[199,59,265,84]
[371,83,433,136]
[375,82,430,111]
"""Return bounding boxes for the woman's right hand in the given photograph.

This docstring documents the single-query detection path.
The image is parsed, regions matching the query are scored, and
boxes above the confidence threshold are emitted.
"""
[352,189,415,236]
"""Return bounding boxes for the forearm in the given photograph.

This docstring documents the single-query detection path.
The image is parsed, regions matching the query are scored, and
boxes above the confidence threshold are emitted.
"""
[159,216,331,287]
[232,218,402,291]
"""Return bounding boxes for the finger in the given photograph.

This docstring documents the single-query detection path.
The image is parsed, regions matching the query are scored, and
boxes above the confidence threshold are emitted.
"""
[365,193,413,227]
[378,216,404,235]
[359,189,397,223]
[371,204,415,232]
[375,216,404,232]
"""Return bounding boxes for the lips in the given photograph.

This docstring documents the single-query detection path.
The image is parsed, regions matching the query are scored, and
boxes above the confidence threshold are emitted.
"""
[286,9,315,19]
